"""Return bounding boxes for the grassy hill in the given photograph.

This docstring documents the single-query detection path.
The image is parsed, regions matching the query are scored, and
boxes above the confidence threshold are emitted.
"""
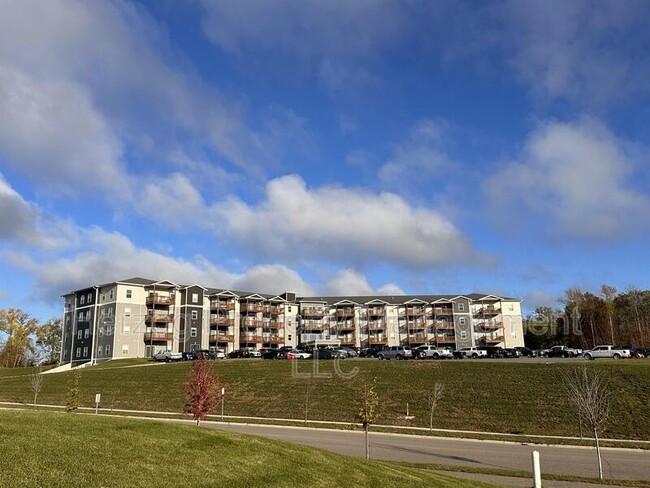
[1,359,648,439]
[0,410,492,488]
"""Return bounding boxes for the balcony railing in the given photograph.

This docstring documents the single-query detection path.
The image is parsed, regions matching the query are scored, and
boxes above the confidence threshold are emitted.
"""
[406,307,427,316]
[209,333,234,343]
[210,317,234,326]
[475,321,503,331]
[435,335,456,344]
[241,319,263,328]
[262,335,284,344]
[301,308,327,318]
[265,319,282,329]
[482,335,505,344]
[434,321,454,330]
[240,303,264,313]
[367,322,386,331]
[240,334,263,343]
[408,334,428,343]
[338,336,356,345]
[336,308,355,317]
[144,331,173,342]
[302,323,327,332]
[367,337,388,345]
[433,307,454,315]
[146,294,175,305]
[210,300,235,311]
[478,307,501,316]
[264,306,284,315]
[367,308,385,317]
[406,321,426,329]
[145,314,174,323]
[334,321,355,331]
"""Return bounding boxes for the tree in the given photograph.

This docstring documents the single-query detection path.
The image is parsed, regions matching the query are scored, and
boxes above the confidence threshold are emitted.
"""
[426,382,445,433]
[66,369,81,412]
[600,285,617,346]
[0,308,39,367]
[36,318,62,365]
[183,358,220,426]
[356,377,379,460]
[562,367,611,480]
[29,369,44,406]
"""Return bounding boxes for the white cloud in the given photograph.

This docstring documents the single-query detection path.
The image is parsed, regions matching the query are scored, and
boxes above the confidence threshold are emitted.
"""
[486,119,650,239]
[501,0,650,104]
[320,269,405,296]
[0,173,40,243]
[379,119,453,189]
[231,265,314,296]
[0,65,128,196]
[215,175,477,267]
[377,283,406,296]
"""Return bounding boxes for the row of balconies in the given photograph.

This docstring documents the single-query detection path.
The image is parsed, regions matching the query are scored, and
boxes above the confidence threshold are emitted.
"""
[146,293,175,305]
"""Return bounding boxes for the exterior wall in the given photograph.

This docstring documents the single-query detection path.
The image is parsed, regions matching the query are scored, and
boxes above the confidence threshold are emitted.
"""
[179,286,204,353]
[112,284,149,359]
[61,294,75,364]
[501,300,525,348]
[71,287,97,365]
[452,298,474,348]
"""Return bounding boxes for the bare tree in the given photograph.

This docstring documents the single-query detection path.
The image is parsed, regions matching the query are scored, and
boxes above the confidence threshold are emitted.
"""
[600,285,617,345]
[562,367,611,480]
[356,378,379,460]
[29,369,44,406]
[426,382,445,433]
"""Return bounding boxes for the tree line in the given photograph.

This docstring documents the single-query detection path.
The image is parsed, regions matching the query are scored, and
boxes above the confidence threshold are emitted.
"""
[524,285,650,350]
[0,308,62,368]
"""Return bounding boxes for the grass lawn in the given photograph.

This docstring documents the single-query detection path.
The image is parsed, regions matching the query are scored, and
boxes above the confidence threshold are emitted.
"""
[0,410,493,488]
[0,359,648,440]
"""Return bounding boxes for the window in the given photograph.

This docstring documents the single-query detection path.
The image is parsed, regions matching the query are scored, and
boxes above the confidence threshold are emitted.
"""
[85,311,91,321]
[457,303,465,312]
[191,310,198,320]
[122,344,129,355]
[509,304,514,311]
[124,307,131,318]
[460,331,468,340]
[65,316,70,325]
[288,334,292,341]
[84,329,90,339]
[192,293,198,303]
[77,330,82,339]
[87,293,93,303]
[109,289,114,299]
[105,345,111,356]
[76,348,81,358]
[123,325,130,335]
[101,294,105,301]
[107,308,113,317]
[80,295,85,305]
[83,347,88,357]
[191,327,197,337]
[126,289,132,299]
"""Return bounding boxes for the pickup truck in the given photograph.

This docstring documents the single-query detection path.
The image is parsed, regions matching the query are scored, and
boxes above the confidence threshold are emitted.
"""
[413,345,454,359]
[542,345,583,358]
[583,345,631,360]
[454,347,487,359]
[152,350,183,362]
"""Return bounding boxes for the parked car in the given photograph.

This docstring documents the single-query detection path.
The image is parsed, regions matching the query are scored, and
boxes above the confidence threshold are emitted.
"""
[476,346,505,358]
[261,349,287,360]
[503,348,520,358]
[583,345,631,360]
[227,350,243,359]
[543,345,582,358]
[152,350,183,362]
[377,346,413,360]
[413,345,453,359]
[211,349,226,359]
[312,348,343,360]
[453,347,487,359]
[240,347,261,358]
[514,346,536,357]
[286,349,312,360]
[339,346,359,358]
[193,349,213,360]
[181,351,195,361]
[359,346,386,357]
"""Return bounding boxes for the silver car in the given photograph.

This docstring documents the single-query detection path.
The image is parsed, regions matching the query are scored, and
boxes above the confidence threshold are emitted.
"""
[377,346,413,360]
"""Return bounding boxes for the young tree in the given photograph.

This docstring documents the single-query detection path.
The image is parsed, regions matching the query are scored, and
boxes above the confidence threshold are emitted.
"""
[29,369,44,406]
[0,308,38,367]
[562,367,611,480]
[426,382,445,433]
[356,378,379,460]
[65,369,81,412]
[183,358,220,426]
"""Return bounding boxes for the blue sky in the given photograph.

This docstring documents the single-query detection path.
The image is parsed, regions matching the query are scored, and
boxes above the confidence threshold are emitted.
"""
[1,0,649,321]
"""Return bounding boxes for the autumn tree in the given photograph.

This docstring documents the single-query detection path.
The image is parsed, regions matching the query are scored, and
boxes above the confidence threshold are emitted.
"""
[183,358,220,426]
[0,308,38,367]
[562,367,611,480]
[36,318,62,365]
[356,377,379,460]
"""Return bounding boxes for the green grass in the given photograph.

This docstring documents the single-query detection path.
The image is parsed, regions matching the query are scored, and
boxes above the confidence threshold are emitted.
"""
[0,364,54,378]
[0,410,492,488]
[1,359,649,440]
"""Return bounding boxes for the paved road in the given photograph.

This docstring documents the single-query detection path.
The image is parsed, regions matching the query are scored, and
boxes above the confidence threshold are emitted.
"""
[198,423,650,481]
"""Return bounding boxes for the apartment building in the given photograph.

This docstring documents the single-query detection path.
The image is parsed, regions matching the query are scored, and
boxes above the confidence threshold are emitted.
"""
[60,277,524,366]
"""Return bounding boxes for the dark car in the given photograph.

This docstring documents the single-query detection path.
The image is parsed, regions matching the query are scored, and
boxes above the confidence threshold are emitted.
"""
[193,349,213,360]
[514,346,535,357]
[313,348,344,360]
[476,346,505,358]
[181,351,195,361]
[360,346,386,357]
[227,350,243,359]
[261,349,287,360]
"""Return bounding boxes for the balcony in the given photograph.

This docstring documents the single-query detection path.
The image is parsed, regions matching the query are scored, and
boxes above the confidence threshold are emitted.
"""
[146,294,175,305]
[209,333,234,343]
[241,318,263,328]
[240,303,264,313]
[434,321,454,330]
[210,300,235,311]
[408,334,428,344]
[144,331,173,342]
[368,336,388,345]
[265,319,282,329]
[262,335,284,344]
[433,307,454,316]
[240,334,263,343]
[334,321,355,331]
[145,314,174,324]
[406,321,426,330]
[435,335,456,344]
[338,336,356,346]
[265,306,284,315]
[478,307,501,316]
[302,323,327,332]
[367,308,385,317]
[406,307,427,316]
[482,335,505,344]
[367,322,386,331]
[301,308,327,318]
[475,321,503,331]
[210,317,234,326]
[336,308,355,318]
